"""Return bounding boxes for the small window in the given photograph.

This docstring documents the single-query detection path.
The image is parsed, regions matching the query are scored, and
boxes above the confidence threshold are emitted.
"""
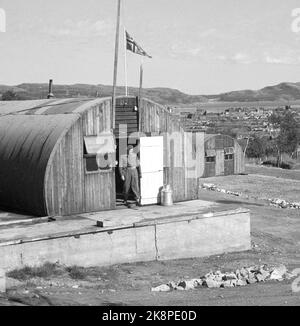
[85,155,99,172]
[84,134,115,173]
[224,147,234,154]
[205,149,216,163]
[205,156,216,163]
[225,154,234,161]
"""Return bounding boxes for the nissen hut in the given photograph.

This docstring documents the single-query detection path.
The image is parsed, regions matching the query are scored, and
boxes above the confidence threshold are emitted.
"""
[0,97,244,217]
[203,134,245,178]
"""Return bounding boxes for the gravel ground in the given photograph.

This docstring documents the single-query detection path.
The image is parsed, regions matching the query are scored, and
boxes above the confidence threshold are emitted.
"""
[202,173,300,203]
[246,164,300,181]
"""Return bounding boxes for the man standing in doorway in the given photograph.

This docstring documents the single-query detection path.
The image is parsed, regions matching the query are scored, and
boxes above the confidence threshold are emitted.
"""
[119,145,142,207]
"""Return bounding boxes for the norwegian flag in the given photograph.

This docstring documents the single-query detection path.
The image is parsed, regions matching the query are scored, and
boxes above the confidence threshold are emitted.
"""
[126,31,152,59]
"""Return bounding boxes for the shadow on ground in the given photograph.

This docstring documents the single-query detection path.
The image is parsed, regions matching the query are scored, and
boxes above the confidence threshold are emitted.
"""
[216,199,265,207]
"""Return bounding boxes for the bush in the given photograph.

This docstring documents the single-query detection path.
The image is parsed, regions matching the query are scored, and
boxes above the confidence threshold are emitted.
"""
[262,155,296,170]
[2,90,20,101]
[66,266,87,280]
[7,263,63,280]
[246,136,265,159]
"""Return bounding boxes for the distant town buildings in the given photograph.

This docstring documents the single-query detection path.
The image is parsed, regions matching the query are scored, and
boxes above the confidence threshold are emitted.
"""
[170,105,300,139]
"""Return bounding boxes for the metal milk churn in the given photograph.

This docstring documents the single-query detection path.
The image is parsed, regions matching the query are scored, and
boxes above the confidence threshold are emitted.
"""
[161,185,173,206]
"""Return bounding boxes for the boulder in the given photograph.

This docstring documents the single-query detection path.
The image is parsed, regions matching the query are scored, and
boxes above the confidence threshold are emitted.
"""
[187,279,203,289]
[152,284,171,292]
[203,279,222,289]
[270,265,288,281]
[247,273,258,284]
[223,273,238,281]
[236,279,248,287]
[239,268,249,279]
[222,280,237,288]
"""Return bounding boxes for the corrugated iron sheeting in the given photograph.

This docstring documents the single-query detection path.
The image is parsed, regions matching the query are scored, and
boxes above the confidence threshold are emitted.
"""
[0,98,106,116]
[0,114,79,216]
[0,100,52,115]
[25,98,94,115]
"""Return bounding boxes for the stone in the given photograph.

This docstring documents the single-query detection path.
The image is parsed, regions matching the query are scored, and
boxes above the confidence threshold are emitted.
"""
[185,279,202,290]
[223,273,237,281]
[235,269,242,279]
[151,264,292,293]
[256,274,266,282]
[215,275,224,282]
[151,284,171,292]
[177,281,186,289]
[247,273,258,284]
[204,279,222,289]
[175,286,186,291]
[193,279,204,288]
[240,268,249,278]
[247,266,260,274]
[258,268,270,281]
[236,279,247,287]
[169,281,178,290]
[270,265,288,281]
[222,280,237,288]
[283,272,293,280]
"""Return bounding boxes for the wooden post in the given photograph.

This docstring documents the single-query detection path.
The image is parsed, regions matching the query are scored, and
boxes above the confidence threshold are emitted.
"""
[124,27,128,97]
[112,0,122,129]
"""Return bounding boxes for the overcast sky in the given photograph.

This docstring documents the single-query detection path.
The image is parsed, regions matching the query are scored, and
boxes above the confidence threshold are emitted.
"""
[1,0,300,94]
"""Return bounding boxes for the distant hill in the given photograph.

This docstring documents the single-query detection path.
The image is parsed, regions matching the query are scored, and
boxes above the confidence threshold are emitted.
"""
[0,83,207,106]
[212,82,300,102]
[2,81,300,105]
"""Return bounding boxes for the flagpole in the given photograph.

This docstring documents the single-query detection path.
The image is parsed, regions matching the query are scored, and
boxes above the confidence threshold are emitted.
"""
[112,0,122,129]
[124,27,128,97]
[138,58,144,109]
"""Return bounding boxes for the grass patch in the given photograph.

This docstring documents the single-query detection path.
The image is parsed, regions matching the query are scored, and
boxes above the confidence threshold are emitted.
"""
[7,263,122,284]
[262,155,297,170]
[7,263,63,281]
[66,266,87,280]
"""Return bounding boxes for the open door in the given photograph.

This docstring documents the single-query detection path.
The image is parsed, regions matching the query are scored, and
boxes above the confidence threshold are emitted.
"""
[139,136,164,205]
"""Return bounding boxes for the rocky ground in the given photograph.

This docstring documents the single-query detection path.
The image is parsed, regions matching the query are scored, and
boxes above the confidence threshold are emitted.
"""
[0,167,299,306]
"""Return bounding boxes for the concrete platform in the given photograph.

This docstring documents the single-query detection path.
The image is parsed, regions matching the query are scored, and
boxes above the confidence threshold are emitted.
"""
[0,200,251,271]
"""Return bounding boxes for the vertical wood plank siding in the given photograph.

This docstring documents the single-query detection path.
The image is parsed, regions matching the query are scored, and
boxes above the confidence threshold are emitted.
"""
[234,141,245,174]
[46,119,84,216]
[204,134,245,178]
[82,100,115,212]
[203,136,216,177]
[46,99,115,216]
[139,99,204,202]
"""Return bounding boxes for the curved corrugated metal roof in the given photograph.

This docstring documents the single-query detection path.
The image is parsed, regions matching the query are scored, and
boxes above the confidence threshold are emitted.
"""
[0,97,112,116]
[0,114,80,216]
[0,99,51,115]
[0,98,113,216]
[0,98,111,117]
[204,134,218,141]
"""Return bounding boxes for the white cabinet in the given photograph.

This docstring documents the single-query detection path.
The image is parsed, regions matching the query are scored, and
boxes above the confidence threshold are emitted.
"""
[139,136,164,205]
